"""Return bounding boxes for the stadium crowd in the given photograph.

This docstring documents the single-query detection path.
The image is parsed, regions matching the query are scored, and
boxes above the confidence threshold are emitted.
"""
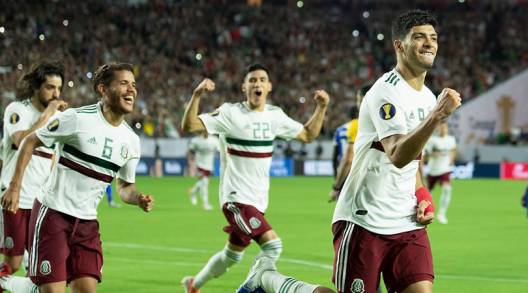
[1,0,527,138]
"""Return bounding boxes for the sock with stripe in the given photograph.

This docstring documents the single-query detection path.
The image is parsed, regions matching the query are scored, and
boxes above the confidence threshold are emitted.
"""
[0,276,39,293]
[261,272,319,293]
[193,245,244,289]
[257,238,282,261]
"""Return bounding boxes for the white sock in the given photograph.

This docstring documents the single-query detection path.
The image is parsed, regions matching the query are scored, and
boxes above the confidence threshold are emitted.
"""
[199,177,210,206]
[439,184,452,216]
[261,272,318,293]
[257,238,283,261]
[0,276,39,293]
[193,246,244,289]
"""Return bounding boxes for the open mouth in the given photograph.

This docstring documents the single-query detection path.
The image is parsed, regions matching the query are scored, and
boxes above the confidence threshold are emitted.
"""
[123,95,135,103]
[419,51,434,57]
[255,90,262,97]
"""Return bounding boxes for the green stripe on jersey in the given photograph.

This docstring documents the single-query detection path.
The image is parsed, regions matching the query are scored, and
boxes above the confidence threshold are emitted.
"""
[225,137,273,146]
[63,144,120,172]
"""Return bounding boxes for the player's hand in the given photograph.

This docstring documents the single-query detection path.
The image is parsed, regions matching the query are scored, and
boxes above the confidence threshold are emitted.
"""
[416,200,434,225]
[433,88,461,120]
[48,99,69,112]
[193,78,215,96]
[313,90,329,107]
[138,194,154,212]
[1,185,20,214]
[328,189,339,202]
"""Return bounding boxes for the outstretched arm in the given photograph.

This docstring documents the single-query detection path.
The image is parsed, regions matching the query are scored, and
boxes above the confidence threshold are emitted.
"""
[181,79,215,134]
[296,90,330,143]
[117,178,154,212]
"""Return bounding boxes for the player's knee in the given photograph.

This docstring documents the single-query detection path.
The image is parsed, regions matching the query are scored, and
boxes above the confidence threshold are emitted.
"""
[260,238,283,261]
[223,246,244,265]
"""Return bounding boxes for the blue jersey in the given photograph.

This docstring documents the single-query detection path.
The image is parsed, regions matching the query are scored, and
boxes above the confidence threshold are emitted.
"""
[333,122,349,162]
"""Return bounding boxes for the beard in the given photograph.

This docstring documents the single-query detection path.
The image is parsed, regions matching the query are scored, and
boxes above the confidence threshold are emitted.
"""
[106,89,133,115]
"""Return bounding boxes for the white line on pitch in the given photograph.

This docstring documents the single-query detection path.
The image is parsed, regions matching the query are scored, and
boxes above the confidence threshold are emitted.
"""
[105,242,528,284]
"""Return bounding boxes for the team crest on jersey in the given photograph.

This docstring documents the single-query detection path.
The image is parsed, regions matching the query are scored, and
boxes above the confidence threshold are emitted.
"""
[4,237,14,249]
[351,278,365,293]
[379,103,396,120]
[10,113,20,124]
[120,144,129,159]
[47,119,60,132]
[249,217,261,229]
[40,260,52,275]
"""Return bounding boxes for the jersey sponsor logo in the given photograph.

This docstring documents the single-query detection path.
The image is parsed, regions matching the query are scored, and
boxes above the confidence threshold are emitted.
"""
[40,260,52,275]
[379,103,396,120]
[10,113,20,124]
[249,217,261,229]
[351,278,365,293]
[47,119,60,132]
[4,237,14,249]
[87,137,97,144]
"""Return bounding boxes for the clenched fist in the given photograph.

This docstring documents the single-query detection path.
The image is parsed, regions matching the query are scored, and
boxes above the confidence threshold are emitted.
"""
[193,78,215,96]
[434,88,461,120]
[313,89,330,107]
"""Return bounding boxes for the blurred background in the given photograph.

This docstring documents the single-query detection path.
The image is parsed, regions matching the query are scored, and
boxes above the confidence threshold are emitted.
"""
[1,1,527,292]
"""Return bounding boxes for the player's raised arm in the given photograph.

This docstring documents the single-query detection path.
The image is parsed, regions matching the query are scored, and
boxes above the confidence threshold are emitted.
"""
[1,133,44,213]
[380,88,461,168]
[116,178,154,212]
[181,78,215,134]
[296,89,330,143]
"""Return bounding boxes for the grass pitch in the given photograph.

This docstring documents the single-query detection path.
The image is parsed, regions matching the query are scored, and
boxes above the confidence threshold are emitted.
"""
[93,177,528,292]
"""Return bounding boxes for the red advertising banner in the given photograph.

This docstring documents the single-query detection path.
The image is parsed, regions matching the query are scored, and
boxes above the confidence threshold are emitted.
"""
[500,162,528,180]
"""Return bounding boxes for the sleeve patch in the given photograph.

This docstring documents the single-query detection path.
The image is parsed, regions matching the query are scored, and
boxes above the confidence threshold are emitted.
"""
[379,103,396,120]
[10,113,20,124]
[47,119,60,132]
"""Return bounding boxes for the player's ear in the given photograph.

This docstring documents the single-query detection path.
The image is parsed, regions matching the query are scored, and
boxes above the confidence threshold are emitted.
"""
[97,83,106,97]
[269,82,273,92]
[393,39,403,53]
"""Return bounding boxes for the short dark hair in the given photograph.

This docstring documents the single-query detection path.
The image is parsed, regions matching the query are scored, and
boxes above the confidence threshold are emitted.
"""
[391,10,437,41]
[16,60,64,100]
[92,62,134,96]
[245,63,269,77]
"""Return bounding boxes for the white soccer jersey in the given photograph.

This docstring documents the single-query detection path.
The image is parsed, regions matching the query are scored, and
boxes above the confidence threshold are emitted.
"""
[199,102,303,212]
[189,135,219,172]
[0,99,54,209]
[35,103,140,220]
[425,135,456,176]
[333,69,437,235]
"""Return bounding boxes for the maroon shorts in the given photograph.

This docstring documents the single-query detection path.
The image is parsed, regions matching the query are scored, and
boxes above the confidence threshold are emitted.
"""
[197,167,212,177]
[28,201,103,285]
[332,221,434,293]
[427,172,451,190]
[222,202,272,247]
[1,208,32,256]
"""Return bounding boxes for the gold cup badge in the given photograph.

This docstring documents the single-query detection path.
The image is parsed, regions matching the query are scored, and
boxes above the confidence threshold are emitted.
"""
[379,103,395,120]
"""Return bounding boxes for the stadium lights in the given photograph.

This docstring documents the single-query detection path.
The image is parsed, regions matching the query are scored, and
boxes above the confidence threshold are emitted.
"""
[195,53,202,61]
[67,81,74,87]
[63,19,69,26]
[17,64,23,70]
[458,0,465,3]
[38,34,45,41]
[377,33,384,41]
[86,72,93,79]
[352,30,359,37]
[362,11,370,18]
[0,26,5,34]
[299,96,306,103]
[297,1,304,8]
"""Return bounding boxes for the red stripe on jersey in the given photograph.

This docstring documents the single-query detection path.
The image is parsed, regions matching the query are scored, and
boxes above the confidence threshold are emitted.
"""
[227,148,272,158]
[58,157,113,183]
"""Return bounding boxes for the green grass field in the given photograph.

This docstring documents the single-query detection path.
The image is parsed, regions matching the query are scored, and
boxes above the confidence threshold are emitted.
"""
[93,177,528,292]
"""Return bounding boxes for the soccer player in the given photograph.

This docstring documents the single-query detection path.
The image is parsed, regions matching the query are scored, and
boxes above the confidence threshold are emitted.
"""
[180,64,333,293]
[329,84,370,202]
[0,61,67,281]
[1,62,154,293]
[424,122,456,224]
[186,133,219,210]
[332,10,461,293]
